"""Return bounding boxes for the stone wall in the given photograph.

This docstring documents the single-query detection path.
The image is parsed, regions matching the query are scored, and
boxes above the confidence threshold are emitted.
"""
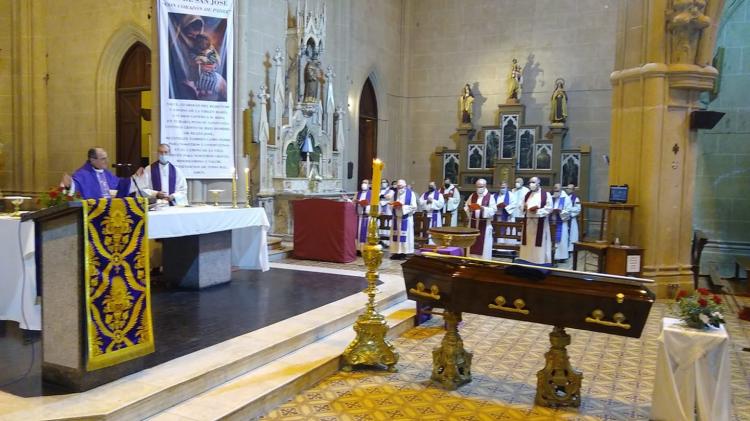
[402,0,618,199]
[694,0,750,275]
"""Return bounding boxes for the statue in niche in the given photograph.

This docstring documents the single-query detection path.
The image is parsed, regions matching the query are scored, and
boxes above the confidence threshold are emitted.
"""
[667,0,711,64]
[506,58,523,104]
[303,40,322,103]
[459,83,474,127]
[549,78,568,125]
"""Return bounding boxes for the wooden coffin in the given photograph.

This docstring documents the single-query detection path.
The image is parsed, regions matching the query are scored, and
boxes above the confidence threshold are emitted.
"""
[402,254,655,338]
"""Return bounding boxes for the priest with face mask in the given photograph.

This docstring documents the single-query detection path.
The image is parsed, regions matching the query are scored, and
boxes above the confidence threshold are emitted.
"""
[493,181,519,245]
[550,183,572,261]
[520,177,553,265]
[388,179,418,260]
[511,177,529,219]
[565,184,582,251]
[464,179,497,259]
[354,179,371,253]
[134,144,189,205]
[439,177,461,227]
[418,181,445,232]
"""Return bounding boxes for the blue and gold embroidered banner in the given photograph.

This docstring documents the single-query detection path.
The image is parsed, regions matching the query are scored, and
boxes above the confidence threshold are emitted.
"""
[82,198,154,371]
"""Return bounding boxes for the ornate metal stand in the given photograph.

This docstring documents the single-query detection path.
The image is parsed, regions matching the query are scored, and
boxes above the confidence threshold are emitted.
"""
[431,310,473,389]
[535,326,582,408]
[341,210,399,372]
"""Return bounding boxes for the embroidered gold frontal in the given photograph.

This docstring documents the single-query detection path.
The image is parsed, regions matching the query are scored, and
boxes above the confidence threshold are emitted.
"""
[83,198,154,371]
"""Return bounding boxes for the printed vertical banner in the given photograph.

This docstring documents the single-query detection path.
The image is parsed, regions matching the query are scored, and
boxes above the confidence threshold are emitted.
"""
[159,0,234,178]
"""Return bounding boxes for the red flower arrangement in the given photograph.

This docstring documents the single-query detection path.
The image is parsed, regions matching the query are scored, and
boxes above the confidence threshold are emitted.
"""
[40,186,81,208]
[674,287,726,329]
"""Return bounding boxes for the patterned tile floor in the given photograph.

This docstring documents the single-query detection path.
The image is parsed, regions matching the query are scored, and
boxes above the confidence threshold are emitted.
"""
[262,257,750,421]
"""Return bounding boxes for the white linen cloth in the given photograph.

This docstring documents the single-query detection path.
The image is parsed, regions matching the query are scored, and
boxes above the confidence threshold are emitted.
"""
[0,217,41,330]
[650,317,731,421]
[148,206,270,271]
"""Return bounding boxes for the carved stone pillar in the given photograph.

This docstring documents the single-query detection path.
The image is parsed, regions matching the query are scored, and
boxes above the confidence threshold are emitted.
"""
[608,0,724,297]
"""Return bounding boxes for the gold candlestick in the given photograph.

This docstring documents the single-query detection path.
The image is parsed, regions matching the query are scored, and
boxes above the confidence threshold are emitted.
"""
[342,158,399,372]
[231,168,238,208]
[244,168,251,207]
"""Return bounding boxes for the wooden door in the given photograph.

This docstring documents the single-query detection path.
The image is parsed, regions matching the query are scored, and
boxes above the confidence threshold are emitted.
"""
[357,78,378,183]
[116,42,151,177]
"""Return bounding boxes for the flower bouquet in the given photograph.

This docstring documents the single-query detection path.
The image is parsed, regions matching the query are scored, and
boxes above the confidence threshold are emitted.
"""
[673,288,725,329]
[40,186,80,208]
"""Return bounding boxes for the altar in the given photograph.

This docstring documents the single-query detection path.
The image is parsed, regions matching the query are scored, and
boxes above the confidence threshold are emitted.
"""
[0,206,270,331]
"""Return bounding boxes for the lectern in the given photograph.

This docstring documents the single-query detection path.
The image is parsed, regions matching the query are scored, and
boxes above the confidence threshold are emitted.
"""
[23,199,154,391]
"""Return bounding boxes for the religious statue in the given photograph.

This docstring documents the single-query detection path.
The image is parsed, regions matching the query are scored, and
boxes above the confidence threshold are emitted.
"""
[667,0,711,64]
[549,78,568,125]
[459,84,474,128]
[303,45,323,103]
[256,84,270,145]
[506,58,523,104]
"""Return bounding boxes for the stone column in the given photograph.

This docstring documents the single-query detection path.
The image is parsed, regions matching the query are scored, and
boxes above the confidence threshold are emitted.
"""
[608,0,724,297]
[10,0,48,192]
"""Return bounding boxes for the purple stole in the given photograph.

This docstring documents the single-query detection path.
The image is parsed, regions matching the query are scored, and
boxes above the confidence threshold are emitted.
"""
[391,189,413,243]
[357,190,371,243]
[72,162,130,199]
[493,191,511,221]
[422,190,441,227]
[552,196,565,242]
[522,189,548,247]
[468,192,491,255]
[150,162,177,195]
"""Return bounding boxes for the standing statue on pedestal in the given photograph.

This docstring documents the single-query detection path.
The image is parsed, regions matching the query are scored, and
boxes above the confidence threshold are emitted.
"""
[303,51,322,103]
[549,78,568,126]
[459,84,474,128]
[506,58,523,104]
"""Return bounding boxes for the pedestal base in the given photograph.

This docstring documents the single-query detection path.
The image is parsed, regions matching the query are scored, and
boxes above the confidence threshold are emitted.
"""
[431,311,473,390]
[163,231,232,289]
[535,326,582,408]
[341,312,399,372]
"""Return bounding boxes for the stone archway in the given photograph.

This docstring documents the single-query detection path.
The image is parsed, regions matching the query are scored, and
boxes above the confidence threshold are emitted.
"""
[357,78,378,183]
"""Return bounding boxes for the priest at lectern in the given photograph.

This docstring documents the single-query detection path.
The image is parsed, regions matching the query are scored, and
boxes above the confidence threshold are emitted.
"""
[60,147,137,199]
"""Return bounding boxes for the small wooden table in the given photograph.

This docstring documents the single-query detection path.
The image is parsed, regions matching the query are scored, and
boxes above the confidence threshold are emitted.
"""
[581,202,637,244]
[572,241,609,273]
[735,256,750,280]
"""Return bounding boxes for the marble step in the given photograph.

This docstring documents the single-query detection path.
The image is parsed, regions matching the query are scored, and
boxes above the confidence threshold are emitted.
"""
[267,236,283,250]
[0,264,407,421]
[147,299,416,421]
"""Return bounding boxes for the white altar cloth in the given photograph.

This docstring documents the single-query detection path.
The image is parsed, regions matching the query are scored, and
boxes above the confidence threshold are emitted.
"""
[0,207,270,331]
[148,206,270,271]
[650,317,731,421]
[0,217,41,330]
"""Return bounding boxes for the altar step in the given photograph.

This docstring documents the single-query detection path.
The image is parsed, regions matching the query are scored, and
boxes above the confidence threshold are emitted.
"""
[1,266,409,421]
[147,300,415,421]
[267,236,293,262]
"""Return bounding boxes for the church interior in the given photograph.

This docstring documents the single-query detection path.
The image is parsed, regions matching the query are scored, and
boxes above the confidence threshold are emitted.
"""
[1,0,750,420]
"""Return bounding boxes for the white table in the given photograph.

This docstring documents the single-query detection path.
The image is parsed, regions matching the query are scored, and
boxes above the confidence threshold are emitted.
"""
[0,216,41,330]
[148,206,270,271]
[650,317,731,421]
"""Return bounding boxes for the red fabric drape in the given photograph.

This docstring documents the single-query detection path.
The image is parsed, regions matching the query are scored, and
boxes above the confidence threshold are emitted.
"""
[293,199,357,263]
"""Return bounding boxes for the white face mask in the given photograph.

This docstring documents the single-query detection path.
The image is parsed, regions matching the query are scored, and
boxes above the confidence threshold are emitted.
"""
[529,182,538,191]
[515,182,522,189]
[477,187,486,195]
[159,155,169,165]
[381,183,388,189]
[500,187,507,194]
[361,184,369,191]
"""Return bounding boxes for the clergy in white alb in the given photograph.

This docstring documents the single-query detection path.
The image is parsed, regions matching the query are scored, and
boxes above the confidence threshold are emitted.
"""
[389,179,418,259]
[511,177,530,219]
[550,183,572,261]
[464,179,497,259]
[519,177,553,265]
[378,179,394,246]
[354,179,372,252]
[134,144,188,205]
[418,181,445,244]
[565,184,581,251]
[440,178,461,227]
[493,181,519,245]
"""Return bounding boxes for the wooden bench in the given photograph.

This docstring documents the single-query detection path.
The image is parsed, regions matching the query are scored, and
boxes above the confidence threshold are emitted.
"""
[377,214,392,246]
[413,211,430,250]
[734,255,750,280]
